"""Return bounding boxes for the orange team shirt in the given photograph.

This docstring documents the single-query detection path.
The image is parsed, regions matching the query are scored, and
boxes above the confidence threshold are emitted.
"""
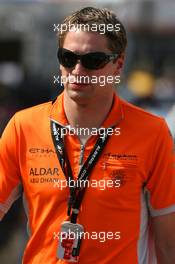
[0,92,175,264]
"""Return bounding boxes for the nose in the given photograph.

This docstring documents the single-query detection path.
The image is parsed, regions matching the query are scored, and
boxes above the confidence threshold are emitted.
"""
[72,59,86,75]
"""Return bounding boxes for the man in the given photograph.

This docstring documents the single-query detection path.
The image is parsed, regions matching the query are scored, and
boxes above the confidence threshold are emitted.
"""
[0,6,175,264]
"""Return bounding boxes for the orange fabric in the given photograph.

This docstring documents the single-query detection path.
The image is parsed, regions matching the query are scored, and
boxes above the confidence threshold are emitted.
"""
[0,92,175,264]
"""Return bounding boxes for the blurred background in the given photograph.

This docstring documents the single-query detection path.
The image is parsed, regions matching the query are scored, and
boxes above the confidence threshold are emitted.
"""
[0,0,175,263]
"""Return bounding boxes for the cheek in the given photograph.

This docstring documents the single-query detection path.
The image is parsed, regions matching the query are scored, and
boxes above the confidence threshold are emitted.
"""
[60,66,67,75]
[60,70,73,85]
[96,62,116,76]
[90,69,107,78]
[89,67,118,89]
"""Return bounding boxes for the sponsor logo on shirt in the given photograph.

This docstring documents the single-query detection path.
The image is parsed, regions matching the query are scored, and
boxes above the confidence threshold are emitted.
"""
[29,167,59,176]
[103,153,138,161]
[29,167,60,184]
[28,147,56,157]
[109,170,130,187]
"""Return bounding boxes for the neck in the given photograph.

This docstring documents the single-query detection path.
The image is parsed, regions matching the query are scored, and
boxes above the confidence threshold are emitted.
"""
[63,91,114,142]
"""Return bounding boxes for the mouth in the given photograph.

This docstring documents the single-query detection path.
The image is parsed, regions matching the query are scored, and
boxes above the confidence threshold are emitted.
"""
[68,82,91,91]
[71,82,89,85]
[67,75,90,85]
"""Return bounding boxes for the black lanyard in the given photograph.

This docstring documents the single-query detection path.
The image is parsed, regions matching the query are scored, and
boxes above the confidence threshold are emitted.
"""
[50,120,111,223]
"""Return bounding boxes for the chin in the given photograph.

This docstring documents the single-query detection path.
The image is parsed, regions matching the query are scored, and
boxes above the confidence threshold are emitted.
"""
[67,84,93,97]
[67,89,93,104]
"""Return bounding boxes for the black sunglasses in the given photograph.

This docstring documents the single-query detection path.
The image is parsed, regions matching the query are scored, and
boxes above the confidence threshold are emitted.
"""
[57,48,118,70]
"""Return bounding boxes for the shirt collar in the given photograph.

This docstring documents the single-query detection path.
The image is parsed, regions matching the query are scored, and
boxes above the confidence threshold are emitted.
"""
[49,92,124,128]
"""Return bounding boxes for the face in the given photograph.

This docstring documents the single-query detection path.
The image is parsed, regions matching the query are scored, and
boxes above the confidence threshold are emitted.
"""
[59,29,124,104]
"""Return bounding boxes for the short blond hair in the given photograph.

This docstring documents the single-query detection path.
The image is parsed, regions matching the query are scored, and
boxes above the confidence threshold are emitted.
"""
[57,6,127,55]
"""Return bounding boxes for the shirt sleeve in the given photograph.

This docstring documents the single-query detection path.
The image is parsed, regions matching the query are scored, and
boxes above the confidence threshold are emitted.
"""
[145,119,175,217]
[0,115,22,220]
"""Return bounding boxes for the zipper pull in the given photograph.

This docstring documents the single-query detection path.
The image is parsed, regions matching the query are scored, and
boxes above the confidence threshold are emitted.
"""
[102,162,106,170]
[79,145,84,165]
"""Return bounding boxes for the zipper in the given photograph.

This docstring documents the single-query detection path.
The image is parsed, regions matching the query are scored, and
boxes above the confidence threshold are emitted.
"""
[79,144,85,166]
[50,118,90,172]
[77,135,92,171]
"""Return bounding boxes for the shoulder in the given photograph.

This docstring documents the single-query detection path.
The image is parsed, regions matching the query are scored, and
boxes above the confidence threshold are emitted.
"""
[13,101,52,127]
[120,98,166,133]
[1,100,54,149]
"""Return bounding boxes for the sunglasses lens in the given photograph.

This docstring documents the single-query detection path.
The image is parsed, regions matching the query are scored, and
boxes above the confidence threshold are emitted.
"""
[83,53,108,69]
[58,48,77,68]
[57,49,111,70]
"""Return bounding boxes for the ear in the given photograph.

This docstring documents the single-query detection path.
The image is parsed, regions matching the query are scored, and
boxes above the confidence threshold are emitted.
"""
[114,53,125,75]
[59,65,63,73]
